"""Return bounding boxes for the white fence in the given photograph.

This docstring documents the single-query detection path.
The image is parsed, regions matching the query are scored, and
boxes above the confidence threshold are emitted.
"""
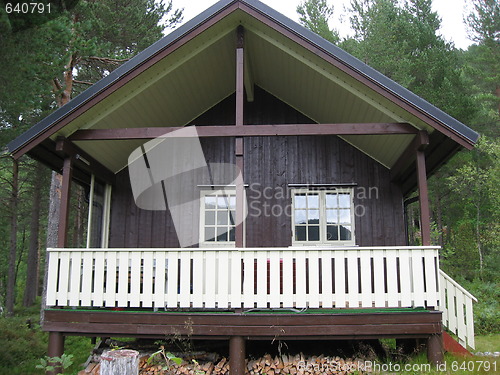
[45,246,476,348]
[439,270,477,349]
[46,246,441,309]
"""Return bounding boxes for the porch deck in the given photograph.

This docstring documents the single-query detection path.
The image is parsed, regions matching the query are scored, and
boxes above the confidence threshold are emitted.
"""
[44,246,476,350]
[44,307,442,340]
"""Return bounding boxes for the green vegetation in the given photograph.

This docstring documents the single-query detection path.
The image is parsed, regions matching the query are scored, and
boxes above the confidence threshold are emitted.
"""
[0,307,93,375]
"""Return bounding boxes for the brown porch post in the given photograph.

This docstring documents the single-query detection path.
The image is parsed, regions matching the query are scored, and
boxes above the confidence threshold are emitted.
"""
[47,332,65,375]
[229,336,246,375]
[235,25,245,247]
[415,131,431,246]
[57,155,73,248]
[427,333,444,365]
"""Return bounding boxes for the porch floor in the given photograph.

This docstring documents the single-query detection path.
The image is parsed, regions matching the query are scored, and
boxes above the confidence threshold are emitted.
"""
[43,308,441,341]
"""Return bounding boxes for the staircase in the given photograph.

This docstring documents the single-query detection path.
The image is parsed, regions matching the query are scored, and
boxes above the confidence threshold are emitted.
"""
[439,270,478,350]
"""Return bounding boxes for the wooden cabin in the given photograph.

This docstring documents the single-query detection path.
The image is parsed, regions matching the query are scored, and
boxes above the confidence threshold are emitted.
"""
[7,0,479,372]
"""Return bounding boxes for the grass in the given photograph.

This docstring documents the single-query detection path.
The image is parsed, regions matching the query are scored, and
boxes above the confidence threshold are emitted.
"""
[476,334,500,353]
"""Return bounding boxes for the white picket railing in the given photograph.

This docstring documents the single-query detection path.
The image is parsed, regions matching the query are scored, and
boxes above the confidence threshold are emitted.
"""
[439,270,477,349]
[46,246,441,309]
[46,246,478,348]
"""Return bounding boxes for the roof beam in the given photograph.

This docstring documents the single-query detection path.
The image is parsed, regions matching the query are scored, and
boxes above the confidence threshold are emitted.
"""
[69,123,417,141]
[391,130,429,183]
[56,137,115,184]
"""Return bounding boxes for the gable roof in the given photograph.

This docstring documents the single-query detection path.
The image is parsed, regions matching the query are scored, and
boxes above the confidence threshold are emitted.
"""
[7,0,478,191]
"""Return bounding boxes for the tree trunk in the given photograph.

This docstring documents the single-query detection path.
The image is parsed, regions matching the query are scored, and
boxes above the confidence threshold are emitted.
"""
[6,157,19,315]
[41,171,62,322]
[23,162,44,307]
[435,188,444,248]
[72,186,85,247]
[100,350,139,375]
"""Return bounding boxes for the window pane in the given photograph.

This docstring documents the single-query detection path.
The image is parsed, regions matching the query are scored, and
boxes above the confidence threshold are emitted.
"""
[217,211,228,225]
[229,210,236,225]
[205,211,215,225]
[295,210,307,224]
[340,226,352,241]
[308,226,320,241]
[295,194,306,209]
[308,209,320,224]
[217,227,228,242]
[326,193,337,208]
[229,227,235,241]
[217,196,229,209]
[326,225,338,241]
[295,226,306,241]
[205,196,216,209]
[326,209,337,224]
[339,209,351,223]
[307,194,319,209]
[338,194,350,208]
[229,196,236,209]
[205,227,215,241]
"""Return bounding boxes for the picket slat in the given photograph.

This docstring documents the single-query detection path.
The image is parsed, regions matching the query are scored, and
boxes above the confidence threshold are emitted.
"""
[360,251,372,308]
[320,251,333,308]
[333,250,346,308]
[269,251,281,308]
[81,251,93,306]
[217,251,229,308]
[386,252,398,307]
[46,252,59,306]
[373,250,385,308]
[117,251,129,307]
[282,253,294,308]
[308,250,320,308]
[398,250,412,307]
[295,252,307,308]
[142,251,154,307]
[69,251,82,307]
[104,252,117,307]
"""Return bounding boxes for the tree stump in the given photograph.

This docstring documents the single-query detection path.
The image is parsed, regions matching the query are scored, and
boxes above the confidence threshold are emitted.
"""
[100,349,139,375]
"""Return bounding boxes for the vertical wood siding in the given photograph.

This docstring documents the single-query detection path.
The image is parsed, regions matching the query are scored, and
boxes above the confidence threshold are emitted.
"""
[109,87,405,248]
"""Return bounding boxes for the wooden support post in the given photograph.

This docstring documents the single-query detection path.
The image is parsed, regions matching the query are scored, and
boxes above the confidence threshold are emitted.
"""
[229,336,246,375]
[416,149,430,246]
[235,138,244,247]
[427,333,443,365]
[57,156,73,248]
[47,332,65,375]
[235,26,245,248]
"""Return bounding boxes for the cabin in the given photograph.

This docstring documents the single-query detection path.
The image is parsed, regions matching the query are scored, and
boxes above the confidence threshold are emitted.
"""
[7,0,479,372]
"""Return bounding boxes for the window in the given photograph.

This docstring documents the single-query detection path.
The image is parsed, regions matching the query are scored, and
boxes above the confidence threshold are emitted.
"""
[292,188,354,245]
[200,190,236,246]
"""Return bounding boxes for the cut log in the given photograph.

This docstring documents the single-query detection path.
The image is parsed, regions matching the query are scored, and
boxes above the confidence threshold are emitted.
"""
[100,349,140,375]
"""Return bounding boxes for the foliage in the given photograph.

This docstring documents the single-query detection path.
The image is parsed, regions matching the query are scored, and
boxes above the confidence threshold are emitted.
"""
[36,354,74,373]
[344,0,476,123]
[0,312,47,374]
[148,345,183,371]
[297,0,340,44]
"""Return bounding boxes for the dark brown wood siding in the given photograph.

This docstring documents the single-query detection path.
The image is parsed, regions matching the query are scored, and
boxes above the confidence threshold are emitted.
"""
[108,88,405,248]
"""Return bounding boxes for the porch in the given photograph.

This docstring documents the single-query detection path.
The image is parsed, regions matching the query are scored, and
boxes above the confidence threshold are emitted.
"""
[44,245,476,351]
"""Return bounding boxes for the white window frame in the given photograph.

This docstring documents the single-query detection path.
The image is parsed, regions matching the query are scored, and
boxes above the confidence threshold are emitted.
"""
[291,188,355,246]
[199,189,237,248]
